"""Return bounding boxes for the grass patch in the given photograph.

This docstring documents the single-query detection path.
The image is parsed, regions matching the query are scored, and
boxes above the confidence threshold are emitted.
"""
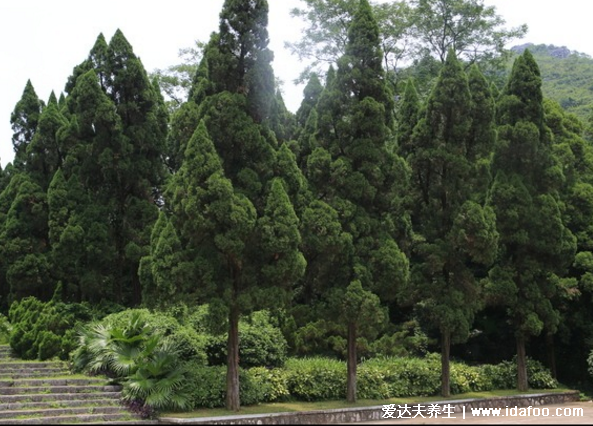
[161,388,576,419]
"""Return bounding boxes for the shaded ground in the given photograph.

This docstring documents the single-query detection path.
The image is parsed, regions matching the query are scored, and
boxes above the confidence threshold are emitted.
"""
[361,401,593,424]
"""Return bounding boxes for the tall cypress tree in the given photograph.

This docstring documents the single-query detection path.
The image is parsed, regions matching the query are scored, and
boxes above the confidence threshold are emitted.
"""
[0,173,50,302]
[27,95,69,190]
[305,0,409,402]
[487,50,576,391]
[166,0,304,410]
[62,31,167,304]
[295,73,323,131]
[404,50,498,396]
[396,78,420,159]
[10,80,43,170]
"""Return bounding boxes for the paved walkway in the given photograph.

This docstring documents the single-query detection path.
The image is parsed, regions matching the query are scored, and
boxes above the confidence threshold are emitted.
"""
[361,401,593,424]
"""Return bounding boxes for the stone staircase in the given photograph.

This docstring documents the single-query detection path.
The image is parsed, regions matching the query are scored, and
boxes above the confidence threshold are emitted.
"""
[0,345,157,424]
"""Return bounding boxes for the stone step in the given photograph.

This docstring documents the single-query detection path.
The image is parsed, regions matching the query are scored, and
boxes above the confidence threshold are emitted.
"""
[0,391,122,403]
[0,362,67,369]
[0,378,111,387]
[0,369,70,378]
[0,385,122,395]
[86,422,159,425]
[0,398,122,411]
[0,405,129,419]
[0,413,139,424]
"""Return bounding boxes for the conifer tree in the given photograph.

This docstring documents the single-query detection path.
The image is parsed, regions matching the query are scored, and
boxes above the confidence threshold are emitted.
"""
[165,101,200,173]
[404,51,498,396]
[541,99,588,378]
[396,78,421,159]
[305,0,409,402]
[268,89,297,144]
[295,73,324,130]
[467,64,497,200]
[487,50,576,391]
[62,31,167,304]
[0,173,50,302]
[10,80,43,170]
[27,95,69,189]
[167,0,305,410]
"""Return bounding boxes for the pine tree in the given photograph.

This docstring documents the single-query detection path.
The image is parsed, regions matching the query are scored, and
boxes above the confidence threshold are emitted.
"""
[305,0,409,402]
[268,89,297,144]
[62,31,167,304]
[10,80,43,170]
[404,50,498,396]
[167,0,305,410]
[167,121,257,411]
[27,96,69,189]
[0,173,50,302]
[542,99,589,379]
[295,73,324,130]
[165,101,200,174]
[396,78,420,159]
[487,50,576,391]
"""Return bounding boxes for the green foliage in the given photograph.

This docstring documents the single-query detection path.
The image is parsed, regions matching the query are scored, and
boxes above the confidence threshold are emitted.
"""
[367,321,430,358]
[8,297,93,360]
[10,80,43,169]
[481,357,558,390]
[278,355,556,403]
[206,311,288,368]
[284,357,347,401]
[72,310,192,411]
[182,363,289,408]
[182,363,227,408]
[488,49,576,390]
[0,313,10,344]
[512,44,593,123]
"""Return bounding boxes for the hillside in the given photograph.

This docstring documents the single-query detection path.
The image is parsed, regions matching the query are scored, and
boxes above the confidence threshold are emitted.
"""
[512,43,593,122]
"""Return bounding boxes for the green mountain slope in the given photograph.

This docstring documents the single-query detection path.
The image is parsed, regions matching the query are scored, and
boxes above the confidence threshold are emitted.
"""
[512,43,593,122]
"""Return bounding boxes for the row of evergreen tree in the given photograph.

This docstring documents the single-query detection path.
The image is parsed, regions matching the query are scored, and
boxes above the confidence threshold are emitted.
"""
[1,0,593,411]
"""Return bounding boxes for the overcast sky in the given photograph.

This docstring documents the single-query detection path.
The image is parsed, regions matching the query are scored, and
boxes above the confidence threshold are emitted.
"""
[1,0,592,168]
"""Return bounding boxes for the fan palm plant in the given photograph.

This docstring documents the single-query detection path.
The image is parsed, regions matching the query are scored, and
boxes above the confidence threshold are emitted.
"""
[71,311,191,411]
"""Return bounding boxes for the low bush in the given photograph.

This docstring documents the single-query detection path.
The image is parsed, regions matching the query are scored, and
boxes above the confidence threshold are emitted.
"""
[361,355,441,397]
[284,357,347,401]
[206,310,288,368]
[479,357,557,390]
[8,297,94,360]
[0,313,11,344]
[182,362,290,408]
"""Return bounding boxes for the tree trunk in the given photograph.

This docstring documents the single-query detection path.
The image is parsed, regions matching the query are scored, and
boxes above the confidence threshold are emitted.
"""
[347,321,357,403]
[516,334,528,391]
[441,329,451,397]
[546,333,557,379]
[226,303,241,411]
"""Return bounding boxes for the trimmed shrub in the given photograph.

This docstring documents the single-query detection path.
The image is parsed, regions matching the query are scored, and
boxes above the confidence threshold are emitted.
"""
[284,357,347,401]
[480,357,557,390]
[246,367,290,402]
[207,311,288,368]
[183,364,226,408]
[8,297,93,360]
[357,365,390,399]
[451,362,494,393]
[362,355,441,397]
[0,314,11,344]
[182,363,289,408]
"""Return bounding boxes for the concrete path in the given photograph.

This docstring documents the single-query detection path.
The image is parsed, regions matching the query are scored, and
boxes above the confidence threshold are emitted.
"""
[361,401,593,424]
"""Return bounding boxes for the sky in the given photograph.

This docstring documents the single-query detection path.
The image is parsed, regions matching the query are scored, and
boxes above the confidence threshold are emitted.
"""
[1,0,593,168]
